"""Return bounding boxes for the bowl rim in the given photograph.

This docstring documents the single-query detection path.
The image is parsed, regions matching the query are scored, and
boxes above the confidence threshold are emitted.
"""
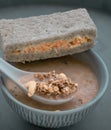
[0,50,109,115]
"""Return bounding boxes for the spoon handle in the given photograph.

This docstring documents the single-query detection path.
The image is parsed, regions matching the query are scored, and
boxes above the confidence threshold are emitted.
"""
[0,58,17,80]
[0,57,35,79]
[0,58,28,92]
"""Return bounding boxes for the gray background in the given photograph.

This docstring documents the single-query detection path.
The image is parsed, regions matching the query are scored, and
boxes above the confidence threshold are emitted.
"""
[0,0,111,130]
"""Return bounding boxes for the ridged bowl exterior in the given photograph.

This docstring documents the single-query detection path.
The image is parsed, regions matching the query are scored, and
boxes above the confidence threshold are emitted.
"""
[0,50,109,128]
[1,88,98,128]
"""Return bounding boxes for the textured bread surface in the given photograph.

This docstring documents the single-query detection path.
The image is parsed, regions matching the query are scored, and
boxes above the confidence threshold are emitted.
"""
[0,8,97,62]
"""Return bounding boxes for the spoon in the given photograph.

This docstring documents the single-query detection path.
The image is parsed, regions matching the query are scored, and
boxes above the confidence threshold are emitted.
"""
[0,58,76,105]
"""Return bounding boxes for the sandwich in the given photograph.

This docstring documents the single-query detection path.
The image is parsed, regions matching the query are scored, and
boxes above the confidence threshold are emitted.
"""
[0,8,97,62]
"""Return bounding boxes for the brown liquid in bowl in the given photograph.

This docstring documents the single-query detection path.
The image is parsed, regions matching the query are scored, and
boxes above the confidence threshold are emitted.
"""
[5,55,98,111]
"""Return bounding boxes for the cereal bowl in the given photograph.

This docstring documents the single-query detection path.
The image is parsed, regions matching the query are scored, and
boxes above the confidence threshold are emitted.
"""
[0,50,109,128]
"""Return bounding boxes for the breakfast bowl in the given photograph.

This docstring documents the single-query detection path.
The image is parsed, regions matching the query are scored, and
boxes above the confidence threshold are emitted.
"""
[0,50,109,128]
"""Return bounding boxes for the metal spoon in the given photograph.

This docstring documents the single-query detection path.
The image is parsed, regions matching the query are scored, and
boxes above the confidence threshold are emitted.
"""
[0,58,76,105]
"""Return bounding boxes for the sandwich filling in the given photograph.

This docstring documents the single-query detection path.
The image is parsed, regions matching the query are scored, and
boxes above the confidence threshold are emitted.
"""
[10,35,92,55]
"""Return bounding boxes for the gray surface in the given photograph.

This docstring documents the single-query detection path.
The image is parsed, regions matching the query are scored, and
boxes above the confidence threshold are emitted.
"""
[0,1,111,130]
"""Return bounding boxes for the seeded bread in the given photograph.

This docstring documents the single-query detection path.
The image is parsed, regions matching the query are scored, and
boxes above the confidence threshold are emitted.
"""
[0,8,97,62]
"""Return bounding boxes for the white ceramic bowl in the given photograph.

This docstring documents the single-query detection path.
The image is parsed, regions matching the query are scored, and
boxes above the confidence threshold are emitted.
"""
[0,50,109,128]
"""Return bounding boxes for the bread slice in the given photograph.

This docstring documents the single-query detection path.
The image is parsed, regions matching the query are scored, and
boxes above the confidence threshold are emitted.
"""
[0,8,97,62]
